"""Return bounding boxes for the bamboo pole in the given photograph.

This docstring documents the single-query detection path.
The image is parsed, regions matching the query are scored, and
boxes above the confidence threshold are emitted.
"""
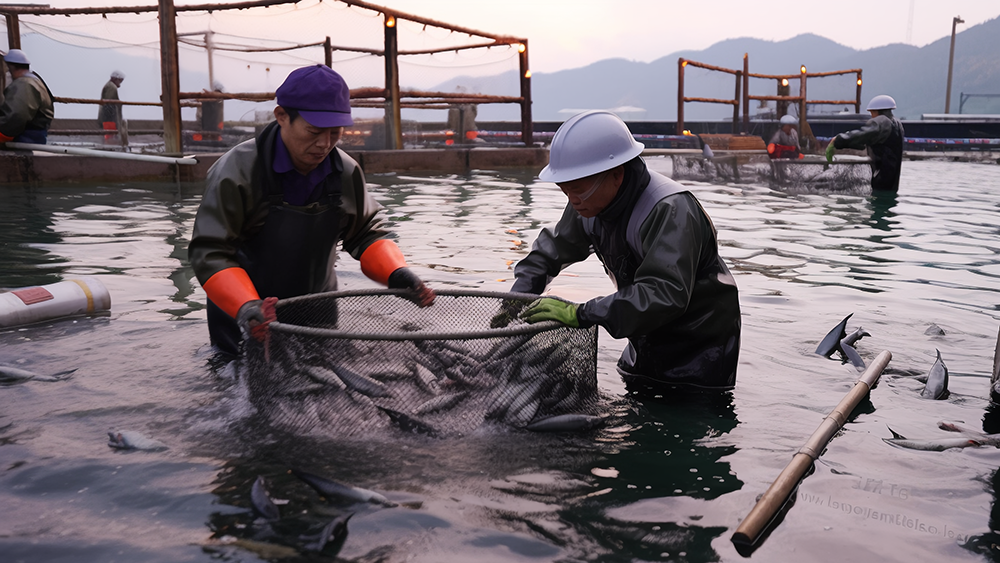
[518,39,532,147]
[731,350,892,549]
[159,0,182,155]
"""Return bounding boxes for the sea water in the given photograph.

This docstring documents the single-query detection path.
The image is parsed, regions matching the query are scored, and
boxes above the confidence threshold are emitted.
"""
[1,157,999,562]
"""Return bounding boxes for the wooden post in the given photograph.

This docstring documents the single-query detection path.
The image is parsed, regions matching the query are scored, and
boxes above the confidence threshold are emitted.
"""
[676,58,685,135]
[798,65,807,134]
[733,70,741,134]
[777,79,790,117]
[324,36,332,68]
[5,14,20,49]
[383,13,402,150]
[741,53,749,133]
[855,71,863,114]
[158,0,183,154]
[518,39,532,147]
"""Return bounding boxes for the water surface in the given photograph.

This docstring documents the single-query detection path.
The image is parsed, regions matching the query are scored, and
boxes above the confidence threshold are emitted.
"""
[2,158,1000,562]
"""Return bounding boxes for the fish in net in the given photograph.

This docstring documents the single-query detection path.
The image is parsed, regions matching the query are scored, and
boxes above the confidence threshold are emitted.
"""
[240,289,601,439]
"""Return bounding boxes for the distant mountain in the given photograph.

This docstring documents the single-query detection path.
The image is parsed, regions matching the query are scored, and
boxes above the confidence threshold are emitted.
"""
[16,14,1000,123]
[437,16,1000,121]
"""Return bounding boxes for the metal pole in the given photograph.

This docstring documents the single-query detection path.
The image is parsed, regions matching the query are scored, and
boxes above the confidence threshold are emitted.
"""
[518,39,532,147]
[741,53,749,133]
[383,13,402,150]
[945,16,964,114]
[677,59,685,135]
[5,13,20,49]
[158,0,183,154]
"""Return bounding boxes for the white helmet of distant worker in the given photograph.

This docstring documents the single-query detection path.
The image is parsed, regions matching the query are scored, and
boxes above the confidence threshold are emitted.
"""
[3,49,30,65]
[539,110,645,183]
[779,115,797,126]
[866,95,896,111]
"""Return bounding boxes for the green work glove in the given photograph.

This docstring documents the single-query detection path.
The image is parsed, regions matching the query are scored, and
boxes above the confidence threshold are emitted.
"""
[825,141,837,163]
[520,297,579,328]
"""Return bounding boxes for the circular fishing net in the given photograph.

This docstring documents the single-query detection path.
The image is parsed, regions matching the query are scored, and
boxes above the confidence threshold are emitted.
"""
[241,289,599,438]
[670,154,872,192]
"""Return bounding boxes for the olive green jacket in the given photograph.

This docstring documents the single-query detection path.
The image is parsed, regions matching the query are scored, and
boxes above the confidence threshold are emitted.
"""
[0,72,54,138]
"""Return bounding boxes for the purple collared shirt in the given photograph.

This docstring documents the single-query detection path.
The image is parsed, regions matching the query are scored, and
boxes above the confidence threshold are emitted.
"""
[272,132,333,206]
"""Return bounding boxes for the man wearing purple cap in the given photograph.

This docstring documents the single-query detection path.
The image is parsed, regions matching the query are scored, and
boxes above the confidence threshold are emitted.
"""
[189,65,435,356]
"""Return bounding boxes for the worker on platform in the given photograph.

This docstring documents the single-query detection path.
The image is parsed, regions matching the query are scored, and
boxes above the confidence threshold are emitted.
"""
[188,64,435,356]
[0,49,54,145]
[512,110,741,392]
[98,70,125,143]
[768,114,801,159]
[825,94,905,191]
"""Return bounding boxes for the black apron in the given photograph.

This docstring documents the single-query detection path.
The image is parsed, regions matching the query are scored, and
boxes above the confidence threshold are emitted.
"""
[207,123,343,355]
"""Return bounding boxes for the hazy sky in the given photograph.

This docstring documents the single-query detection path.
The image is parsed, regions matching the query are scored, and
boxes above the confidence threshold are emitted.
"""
[368,0,999,73]
[21,0,1000,75]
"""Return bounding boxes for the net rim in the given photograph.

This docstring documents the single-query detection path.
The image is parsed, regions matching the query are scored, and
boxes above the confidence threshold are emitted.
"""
[271,288,572,341]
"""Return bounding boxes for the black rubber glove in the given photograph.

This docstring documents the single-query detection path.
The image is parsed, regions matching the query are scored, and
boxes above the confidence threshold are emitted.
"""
[236,297,277,341]
[388,267,435,307]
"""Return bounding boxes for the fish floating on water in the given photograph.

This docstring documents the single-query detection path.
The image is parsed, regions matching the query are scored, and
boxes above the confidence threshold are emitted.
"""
[883,422,1000,451]
[526,413,605,433]
[920,349,949,400]
[107,430,168,451]
[251,475,280,521]
[291,468,397,507]
[300,512,353,553]
[0,365,76,384]
[814,313,869,369]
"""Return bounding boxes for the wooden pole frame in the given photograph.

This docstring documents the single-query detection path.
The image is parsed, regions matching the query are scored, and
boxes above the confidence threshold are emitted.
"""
[383,12,402,150]
[158,0,182,154]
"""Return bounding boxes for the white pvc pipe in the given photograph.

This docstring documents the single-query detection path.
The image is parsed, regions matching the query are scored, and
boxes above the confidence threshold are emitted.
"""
[0,277,112,328]
[5,142,198,166]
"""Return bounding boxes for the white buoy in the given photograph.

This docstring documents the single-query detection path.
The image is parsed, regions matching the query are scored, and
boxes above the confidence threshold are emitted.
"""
[0,277,111,328]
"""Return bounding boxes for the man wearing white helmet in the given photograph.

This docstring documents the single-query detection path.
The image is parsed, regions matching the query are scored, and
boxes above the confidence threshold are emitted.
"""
[825,94,905,191]
[513,110,741,392]
[0,49,54,144]
[98,70,125,142]
[768,114,801,159]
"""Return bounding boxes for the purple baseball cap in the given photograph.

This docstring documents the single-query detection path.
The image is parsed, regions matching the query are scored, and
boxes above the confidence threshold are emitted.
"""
[276,65,354,128]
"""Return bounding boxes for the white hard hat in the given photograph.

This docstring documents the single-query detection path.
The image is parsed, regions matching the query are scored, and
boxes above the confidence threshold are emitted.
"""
[866,95,896,111]
[4,49,30,65]
[779,115,797,126]
[539,110,645,183]
[111,70,125,80]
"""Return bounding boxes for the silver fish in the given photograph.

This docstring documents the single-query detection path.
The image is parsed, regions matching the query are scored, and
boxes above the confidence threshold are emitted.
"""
[107,430,168,451]
[921,349,949,400]
[251,475,280,521]
[526,414,605,432]
[292,468,396,507]
[412,362,441,395]
[412,391,467,415]
[883,426,1000,451]
[304,365,347,391]
[0,365,76,383]
[815,313,852,357]
[301,512,353,552]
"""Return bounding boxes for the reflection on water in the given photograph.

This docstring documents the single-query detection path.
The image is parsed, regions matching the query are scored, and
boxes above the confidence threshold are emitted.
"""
[1,159,1000,562]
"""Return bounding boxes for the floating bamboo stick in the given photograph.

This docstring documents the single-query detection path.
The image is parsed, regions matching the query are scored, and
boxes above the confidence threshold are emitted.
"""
[731,350,892,549]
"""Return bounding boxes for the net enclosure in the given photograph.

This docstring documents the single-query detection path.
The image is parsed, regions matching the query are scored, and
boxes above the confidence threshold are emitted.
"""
[242,289,600,439]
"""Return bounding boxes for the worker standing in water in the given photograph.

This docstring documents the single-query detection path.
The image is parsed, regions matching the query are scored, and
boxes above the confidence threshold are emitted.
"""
[0,49,54,144]
[188,65,435,356]
[512,110,741,393]
[826,94,905,191]
[98,70,125,143]
[768,114,801,159]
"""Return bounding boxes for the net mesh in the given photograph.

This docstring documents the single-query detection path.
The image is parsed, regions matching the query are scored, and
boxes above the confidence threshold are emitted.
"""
[242,289,599,439]
[670,154,872,191]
